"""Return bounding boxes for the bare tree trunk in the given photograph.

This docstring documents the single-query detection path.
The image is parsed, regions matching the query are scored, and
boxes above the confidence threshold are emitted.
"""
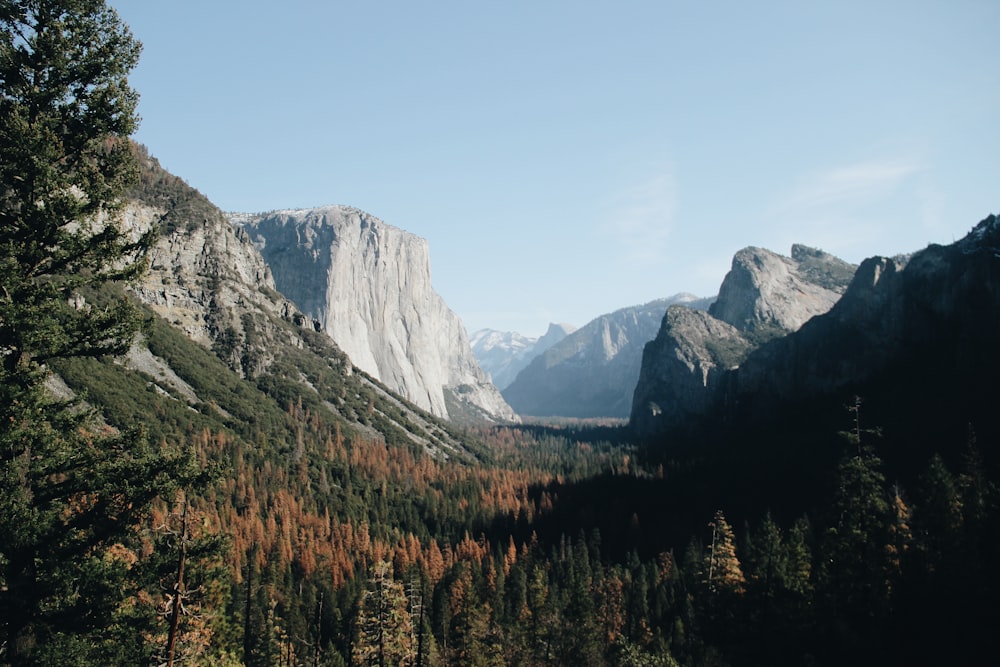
[165,499,189,667]
[244,542,256,663]
[314,591,324,667]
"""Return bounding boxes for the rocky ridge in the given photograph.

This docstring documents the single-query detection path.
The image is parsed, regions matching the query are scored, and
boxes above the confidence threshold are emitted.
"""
[111,148,479,456]
[238,206,517,424]
[631,245,856,434]
[503,295,711,419]
[719,215,1000,429]
[708,244,858,334]
[125,150,312,380]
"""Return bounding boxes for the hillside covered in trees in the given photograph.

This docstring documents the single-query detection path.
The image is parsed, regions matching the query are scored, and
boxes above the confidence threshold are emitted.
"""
[28,339,1000,667]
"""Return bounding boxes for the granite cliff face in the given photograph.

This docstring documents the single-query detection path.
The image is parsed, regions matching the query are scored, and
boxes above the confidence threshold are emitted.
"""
[632,217,1000,440]
[118,149,478,457]
[471,323,576,391]
[503,295,710,419]
[631,245,855,434]
[239,206,517,423]
[628,307,751,430]
[708,244,857,334]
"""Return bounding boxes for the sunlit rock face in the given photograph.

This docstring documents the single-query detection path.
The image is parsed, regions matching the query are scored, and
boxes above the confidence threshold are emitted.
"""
[123,196,307,380]
[708,244,856,335]
[630,305,752,435]
[239,206,517,423]
[723,215,1000,422]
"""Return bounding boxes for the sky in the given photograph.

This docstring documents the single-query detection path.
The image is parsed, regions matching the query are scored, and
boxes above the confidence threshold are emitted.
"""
[109,0,999,338]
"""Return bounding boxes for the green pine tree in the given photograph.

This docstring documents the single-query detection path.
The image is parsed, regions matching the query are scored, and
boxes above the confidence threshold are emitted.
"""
[817,445,897,658]
[744,512,786,602]
[0,2,181,663]
[912,454,963,578]
[352,560,414,667]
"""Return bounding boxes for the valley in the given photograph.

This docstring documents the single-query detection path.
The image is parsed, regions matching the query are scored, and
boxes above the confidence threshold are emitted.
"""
[3,5,999,665]
[30,147,1000,666]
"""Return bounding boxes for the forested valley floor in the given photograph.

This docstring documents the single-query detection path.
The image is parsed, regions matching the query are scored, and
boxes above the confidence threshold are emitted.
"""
[53,343,1000,666]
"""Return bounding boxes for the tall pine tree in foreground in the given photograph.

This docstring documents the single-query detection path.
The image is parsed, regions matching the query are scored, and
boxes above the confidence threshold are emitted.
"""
[0,2,184,663]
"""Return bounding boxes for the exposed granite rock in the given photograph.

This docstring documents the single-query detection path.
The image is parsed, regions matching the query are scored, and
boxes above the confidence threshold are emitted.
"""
[709,245,855,335]
[119,150,481,458]
[632,214,1000,441]
[631,246,856,434]
[120,339,200,404]
[630,306,751,434]
[239,206,517,423]
[534,323,577,356]
[715,251,918,416]
[123,178,313,380]
[724,216,1000,422]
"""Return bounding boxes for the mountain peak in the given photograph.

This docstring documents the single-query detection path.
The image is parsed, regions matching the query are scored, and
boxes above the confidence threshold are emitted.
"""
[470,323,576,392]
[958,212,1000,254]
[633,214,1000,438]
[538,322,577,346]
[708,244,855,335]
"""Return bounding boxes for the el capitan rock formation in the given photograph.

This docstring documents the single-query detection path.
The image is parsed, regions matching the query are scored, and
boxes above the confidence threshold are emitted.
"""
[238,206,517,424]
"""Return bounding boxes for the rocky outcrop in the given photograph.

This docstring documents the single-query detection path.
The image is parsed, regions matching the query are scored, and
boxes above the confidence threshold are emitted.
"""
[503,295,709,418]
[471,323,576,391]
[708,244,857,335]
[722,217,1000,423]
[125,150,315,379]
[631,246,855,434]
[630,307,752,433]
[534,323,577,356]
[239,206,517,423]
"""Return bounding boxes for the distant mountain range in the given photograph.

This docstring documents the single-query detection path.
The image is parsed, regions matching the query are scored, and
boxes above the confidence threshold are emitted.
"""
[470,323,576,391]
[500,294,713,419]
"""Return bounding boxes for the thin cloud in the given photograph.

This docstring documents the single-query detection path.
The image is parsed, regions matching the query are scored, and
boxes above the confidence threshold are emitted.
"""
[601,168,677,265]
[762,156,933,262]
[774,158,925,214]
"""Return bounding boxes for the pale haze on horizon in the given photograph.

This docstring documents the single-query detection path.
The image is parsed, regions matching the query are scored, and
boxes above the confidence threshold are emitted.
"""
[110,0,999,338]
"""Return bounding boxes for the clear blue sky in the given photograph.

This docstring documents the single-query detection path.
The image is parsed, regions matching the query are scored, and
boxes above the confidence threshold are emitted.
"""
[110,0,999,338]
